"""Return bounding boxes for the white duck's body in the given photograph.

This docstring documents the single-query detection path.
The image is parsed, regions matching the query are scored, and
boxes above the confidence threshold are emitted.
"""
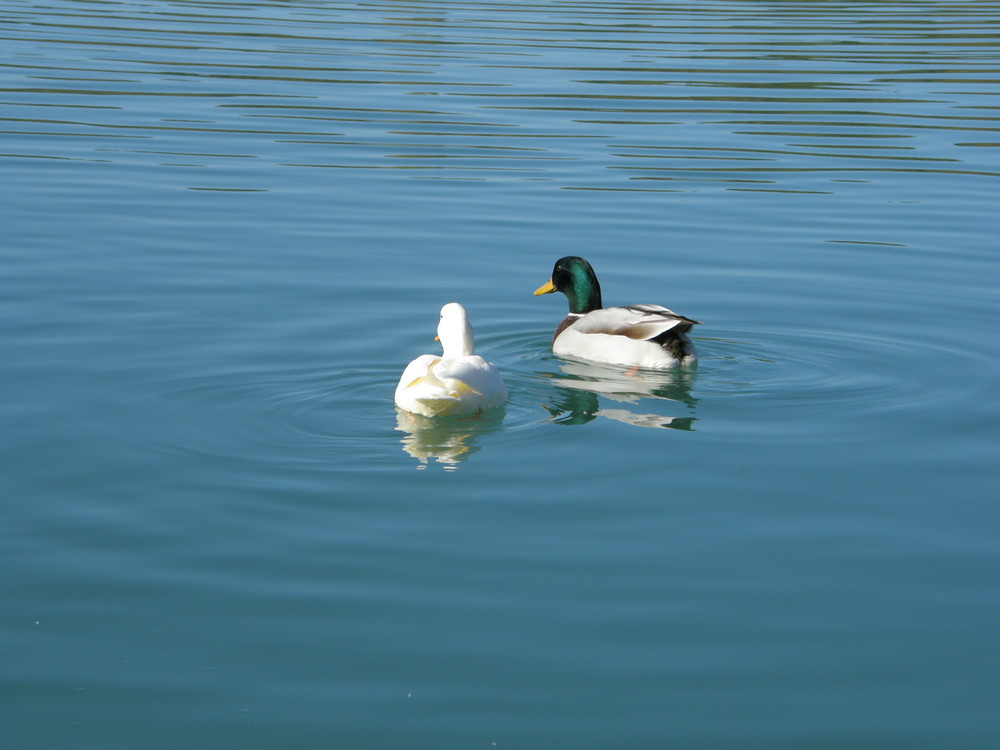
[536,257,700,370]
[394,303,507,417]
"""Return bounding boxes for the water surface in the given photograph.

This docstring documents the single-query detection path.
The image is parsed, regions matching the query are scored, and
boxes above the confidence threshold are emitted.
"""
[3,2,999,748]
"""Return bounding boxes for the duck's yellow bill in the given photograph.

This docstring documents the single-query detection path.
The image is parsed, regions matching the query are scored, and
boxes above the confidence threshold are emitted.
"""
[534,279,556,296]
[434,335,440,341]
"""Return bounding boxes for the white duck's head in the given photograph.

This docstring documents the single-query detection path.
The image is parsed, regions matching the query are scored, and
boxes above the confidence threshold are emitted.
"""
[436,302,475,359]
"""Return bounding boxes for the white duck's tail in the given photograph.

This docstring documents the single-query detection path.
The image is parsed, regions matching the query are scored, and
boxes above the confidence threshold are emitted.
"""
[409,379,478,417]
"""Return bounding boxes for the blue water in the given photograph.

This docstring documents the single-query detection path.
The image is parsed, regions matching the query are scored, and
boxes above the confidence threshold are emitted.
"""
[3,1,1000,748]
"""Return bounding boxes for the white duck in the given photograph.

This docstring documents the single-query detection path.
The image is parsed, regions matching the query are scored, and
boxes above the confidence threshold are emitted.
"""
[394,303,508,417]
[534,256,701,369]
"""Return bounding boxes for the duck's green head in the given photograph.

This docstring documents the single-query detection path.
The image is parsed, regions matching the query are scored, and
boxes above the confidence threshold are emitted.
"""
[533,256,603,314]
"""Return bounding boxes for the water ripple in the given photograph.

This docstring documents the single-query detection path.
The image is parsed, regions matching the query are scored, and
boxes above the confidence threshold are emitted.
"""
[3,0,998,192]
[133,365,403,471]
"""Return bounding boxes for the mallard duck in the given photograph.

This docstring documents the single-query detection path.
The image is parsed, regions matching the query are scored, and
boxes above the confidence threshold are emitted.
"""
[394,303,508,417]
[534,256,701,369]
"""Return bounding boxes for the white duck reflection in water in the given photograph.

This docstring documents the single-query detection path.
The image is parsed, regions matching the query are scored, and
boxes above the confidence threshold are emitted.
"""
[541,359,698,430]
[394,408,505,470]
